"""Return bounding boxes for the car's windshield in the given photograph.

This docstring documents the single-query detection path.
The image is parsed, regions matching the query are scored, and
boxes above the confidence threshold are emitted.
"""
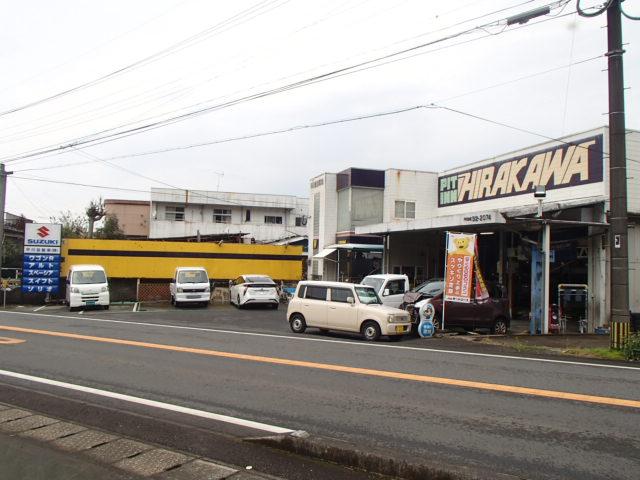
[71,270,106,284]
[355,286,382,305]
[361,277,384,292]
[245,275,274,284]
[177,270,208,283]
[415,280,444,297]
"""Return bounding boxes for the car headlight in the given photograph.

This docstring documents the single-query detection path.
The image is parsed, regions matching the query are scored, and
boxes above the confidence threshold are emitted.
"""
[71,287,80,294]
[177,287,183,293]
[387,314,407,323]
[100,286,108,293]
[204,286,210,293]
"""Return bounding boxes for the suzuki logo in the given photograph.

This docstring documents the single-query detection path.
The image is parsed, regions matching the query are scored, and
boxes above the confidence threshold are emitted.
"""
[37,226,50,238]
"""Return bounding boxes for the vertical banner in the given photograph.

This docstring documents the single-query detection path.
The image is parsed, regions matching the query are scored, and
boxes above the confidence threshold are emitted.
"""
[473,237,490,302]
[444,233,476,303]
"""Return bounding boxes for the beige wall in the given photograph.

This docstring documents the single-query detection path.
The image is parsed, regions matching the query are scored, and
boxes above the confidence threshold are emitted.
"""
[105,201,150,238]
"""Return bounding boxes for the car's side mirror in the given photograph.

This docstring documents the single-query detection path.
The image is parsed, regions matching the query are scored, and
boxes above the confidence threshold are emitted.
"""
[228,280,233,287]
[383,289,390,296]
[347,296,355,304]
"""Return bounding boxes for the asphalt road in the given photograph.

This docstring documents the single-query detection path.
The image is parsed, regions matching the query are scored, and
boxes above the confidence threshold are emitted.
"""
[0,303,638,480]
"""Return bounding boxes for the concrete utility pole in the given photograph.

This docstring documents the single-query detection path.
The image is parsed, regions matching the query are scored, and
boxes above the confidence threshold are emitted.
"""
[606,0,629,325]
[0,163,12,277]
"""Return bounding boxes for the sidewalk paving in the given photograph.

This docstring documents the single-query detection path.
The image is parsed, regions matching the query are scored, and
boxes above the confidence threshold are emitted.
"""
[0,403,281,480]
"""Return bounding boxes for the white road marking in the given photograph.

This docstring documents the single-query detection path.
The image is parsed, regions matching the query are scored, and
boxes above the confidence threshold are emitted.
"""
[33,306,46,312]
[2,310,638,371]
[0,368,295,435]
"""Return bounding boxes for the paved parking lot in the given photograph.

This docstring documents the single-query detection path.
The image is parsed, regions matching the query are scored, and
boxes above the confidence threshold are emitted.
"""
[6,300,531,346]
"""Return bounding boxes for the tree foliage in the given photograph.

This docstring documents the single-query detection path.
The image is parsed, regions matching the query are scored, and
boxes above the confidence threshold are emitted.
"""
[50,211,87,238]
[95,215,125,239]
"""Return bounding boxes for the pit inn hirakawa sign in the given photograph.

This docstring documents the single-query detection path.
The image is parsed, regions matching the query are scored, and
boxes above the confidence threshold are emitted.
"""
[438,135,603,207]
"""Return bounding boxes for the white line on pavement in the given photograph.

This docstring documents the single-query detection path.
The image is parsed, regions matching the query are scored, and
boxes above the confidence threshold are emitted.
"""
[32,306,46,312]
[3,310,639,371]
[0,368,295,434]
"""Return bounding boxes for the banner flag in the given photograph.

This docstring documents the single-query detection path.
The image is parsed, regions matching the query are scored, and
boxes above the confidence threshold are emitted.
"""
[474,237,490,302]
[444,233,476,303]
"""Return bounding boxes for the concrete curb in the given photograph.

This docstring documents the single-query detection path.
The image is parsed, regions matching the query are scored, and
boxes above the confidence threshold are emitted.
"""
[0,402,281,480]
[249,433,520,480]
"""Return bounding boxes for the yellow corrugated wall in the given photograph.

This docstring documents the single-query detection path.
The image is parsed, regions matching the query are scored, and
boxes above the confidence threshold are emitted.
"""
[61,239,304,280]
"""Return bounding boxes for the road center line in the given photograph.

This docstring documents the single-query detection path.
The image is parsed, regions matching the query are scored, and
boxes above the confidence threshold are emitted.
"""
[1,324,639,409]
[2,310,638,371]
[0,368,294,434]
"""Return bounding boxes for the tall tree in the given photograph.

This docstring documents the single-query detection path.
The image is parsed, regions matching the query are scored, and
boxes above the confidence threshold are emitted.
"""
[86,198,106,238]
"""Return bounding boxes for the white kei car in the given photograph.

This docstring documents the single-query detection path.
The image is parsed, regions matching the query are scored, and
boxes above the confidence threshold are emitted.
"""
[230,274,279,309]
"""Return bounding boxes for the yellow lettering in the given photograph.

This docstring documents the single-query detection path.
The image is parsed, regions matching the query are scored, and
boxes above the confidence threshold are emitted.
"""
[458,172,475,202]
[540,146,574,186]
[562,140,595,184]
[477,166,495,199]
[491,162,511,196]
[507,158,528,193]
[521,153,545,191]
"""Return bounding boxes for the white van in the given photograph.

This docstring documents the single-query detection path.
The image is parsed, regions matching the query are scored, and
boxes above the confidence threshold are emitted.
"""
[66,264,110,311]
[361,274,410,308]
[286,281,411,341]
[170,267,210,307]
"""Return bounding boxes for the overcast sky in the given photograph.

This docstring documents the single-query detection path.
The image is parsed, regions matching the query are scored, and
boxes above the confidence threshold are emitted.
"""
[1,0,638,222]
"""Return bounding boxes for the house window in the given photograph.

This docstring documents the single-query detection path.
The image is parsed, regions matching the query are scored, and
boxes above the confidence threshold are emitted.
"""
[245,210,251,222]
[165,206,184,221]
[295,216,305,227]
[264,216,283,224]
[214,208,232,223]
[394,200,415,219]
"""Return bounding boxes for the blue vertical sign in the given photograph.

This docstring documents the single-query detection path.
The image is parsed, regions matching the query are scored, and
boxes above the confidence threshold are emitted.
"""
[22,224,62,294]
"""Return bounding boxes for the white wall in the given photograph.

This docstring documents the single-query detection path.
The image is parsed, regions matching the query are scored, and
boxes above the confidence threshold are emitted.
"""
[383,169,438,223]
[149,189,308,242]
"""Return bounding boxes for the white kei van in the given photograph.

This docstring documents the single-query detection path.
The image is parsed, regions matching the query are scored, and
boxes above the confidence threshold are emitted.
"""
[66,264,110,310]
[286,281,411,341]
[170,267,210,307]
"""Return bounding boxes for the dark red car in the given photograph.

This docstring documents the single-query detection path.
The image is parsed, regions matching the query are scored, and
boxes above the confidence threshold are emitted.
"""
[402,279,510,334]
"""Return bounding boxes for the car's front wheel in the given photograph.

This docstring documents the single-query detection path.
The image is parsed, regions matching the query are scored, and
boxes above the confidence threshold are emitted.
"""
[289,314,306,333]
[491,317,508,335]
[362,321,381,341]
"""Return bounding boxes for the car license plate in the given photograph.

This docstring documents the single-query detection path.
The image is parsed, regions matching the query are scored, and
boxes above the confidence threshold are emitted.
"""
[86,301,96,305]
[395,325,404,333]
[187,295,200,299]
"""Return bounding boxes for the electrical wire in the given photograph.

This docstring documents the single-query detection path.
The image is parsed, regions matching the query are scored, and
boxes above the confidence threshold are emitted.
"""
[2,1,575,165]
[0,0,289,118]
[14,55,603,172]
[0,0,387,145]
[576,0,612,17]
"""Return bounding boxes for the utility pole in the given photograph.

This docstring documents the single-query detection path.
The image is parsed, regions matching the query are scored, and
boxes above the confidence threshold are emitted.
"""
[0,163,13,277]
[606,0,629,325]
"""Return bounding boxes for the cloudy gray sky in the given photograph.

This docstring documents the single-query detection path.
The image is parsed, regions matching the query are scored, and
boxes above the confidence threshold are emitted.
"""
[1,0,638,222]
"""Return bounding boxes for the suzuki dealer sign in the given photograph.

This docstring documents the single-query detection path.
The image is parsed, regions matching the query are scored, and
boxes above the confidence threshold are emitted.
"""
[24,223,62,253]
[22,223,62,294]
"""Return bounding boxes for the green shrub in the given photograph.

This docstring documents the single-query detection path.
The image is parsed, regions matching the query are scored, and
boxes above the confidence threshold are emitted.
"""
[622,333,640,361]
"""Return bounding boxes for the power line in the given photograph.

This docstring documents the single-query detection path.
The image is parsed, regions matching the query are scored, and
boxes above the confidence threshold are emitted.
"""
[0,0,383,146]
[0,0,196,96]
[0,0,288,118]
[2,1,575,165]
[13,54,603,172]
